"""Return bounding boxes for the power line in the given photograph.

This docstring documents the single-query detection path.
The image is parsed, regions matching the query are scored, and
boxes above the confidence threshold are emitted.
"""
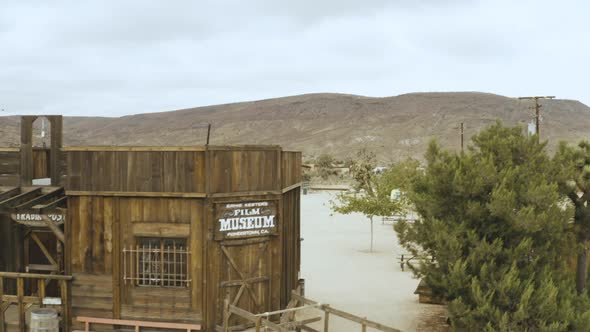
[517,96,555,143]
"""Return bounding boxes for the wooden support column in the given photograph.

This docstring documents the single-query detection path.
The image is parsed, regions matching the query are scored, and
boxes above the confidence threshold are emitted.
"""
[20,116,35,186]
[17,277,24,332]
[40,215,65,243]
[48,116,63,186]
[60,279,71,332]
[0,277,4,332]
[323,305,330,332]
[37,279,46,308]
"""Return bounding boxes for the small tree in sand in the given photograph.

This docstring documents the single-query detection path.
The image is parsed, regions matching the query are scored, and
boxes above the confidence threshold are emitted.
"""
[331,149,403,252]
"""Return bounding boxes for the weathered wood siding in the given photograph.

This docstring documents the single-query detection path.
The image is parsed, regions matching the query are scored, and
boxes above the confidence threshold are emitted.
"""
[280,187,301,307]
[0,149,20,186]
[65,150,206,193]
[207,147,281,193]
[282,151,302,188]
[68,195,205,326]
[62,146,301,331]
[32,148,50,179]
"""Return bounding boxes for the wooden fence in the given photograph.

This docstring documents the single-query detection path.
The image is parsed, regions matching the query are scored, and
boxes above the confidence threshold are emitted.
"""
[220,287,400,332]
[0,271,73,332]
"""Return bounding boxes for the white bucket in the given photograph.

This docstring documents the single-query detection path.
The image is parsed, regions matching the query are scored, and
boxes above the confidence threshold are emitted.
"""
[30,308,59,332]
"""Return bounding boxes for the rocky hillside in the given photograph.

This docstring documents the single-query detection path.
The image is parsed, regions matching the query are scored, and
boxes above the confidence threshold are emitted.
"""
[1,92,589,163]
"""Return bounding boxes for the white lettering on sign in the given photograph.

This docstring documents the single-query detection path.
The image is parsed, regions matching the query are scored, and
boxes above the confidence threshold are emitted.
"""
[216,201,276,239]
[14,214,64,222]
[218,215,276,232]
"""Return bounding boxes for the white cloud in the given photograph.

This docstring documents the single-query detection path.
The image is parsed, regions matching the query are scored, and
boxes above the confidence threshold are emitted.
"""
[0,0,588,116]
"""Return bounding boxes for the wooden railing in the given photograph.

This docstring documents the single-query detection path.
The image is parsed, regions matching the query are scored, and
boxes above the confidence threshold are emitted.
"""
[220,288,401,332]
[75,316,201,332]
[0,272,72,332]
[291,292,401,332]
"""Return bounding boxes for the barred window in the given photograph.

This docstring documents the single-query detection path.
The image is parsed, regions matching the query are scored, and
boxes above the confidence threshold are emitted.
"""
[123,238,190,288]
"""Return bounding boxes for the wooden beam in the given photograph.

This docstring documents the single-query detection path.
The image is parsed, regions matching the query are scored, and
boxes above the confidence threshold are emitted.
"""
[27,264,58,272]
[30,233,58,267]
[282,182,302,194]
[210,190,282,198]
[65,191,206,198]
[300,326,321,332]
[0,187,42,209]
[0,272,72,281]
[41,215,65,243]
[0,187,20,202]
[62,146,206,152]
[206,145,281,151]
[1,295,41,305]
[15,187,64,209]
[37,197,67,214]
[220,276,269,288]
[280,317,322,329]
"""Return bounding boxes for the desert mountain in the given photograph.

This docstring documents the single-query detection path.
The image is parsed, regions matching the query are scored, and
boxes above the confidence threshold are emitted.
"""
[1,92,590,163]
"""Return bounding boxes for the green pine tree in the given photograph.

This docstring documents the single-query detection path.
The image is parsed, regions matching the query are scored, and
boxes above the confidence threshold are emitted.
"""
[395,122,590,331]
[553,141,590,294]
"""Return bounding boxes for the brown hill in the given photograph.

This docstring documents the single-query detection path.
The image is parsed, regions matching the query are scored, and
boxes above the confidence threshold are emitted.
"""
[1,92,590,162]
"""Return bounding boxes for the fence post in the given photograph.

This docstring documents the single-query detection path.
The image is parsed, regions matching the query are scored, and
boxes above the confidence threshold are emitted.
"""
[17,277,25,331]
[60,279,71,332]
[362,317,367,332]
[323,305,330,332]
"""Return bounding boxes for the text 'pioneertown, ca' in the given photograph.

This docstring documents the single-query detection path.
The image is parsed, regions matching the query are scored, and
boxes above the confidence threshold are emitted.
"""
[215,201,277,239]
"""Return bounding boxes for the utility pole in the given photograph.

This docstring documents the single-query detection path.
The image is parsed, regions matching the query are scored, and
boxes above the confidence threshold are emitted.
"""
[518,96,555,143]
[460,122,464,152]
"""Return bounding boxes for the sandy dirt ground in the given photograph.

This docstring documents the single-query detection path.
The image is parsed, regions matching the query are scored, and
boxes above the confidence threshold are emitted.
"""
[299,191,449,332]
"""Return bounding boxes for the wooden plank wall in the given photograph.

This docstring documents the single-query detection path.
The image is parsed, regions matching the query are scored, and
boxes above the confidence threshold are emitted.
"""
[0,149,20,186]
[67,195,204,326]
[65,150,206,193]
[281,151,302,188]
[205,195,283,328]
[63,146,301,330]
[280,187,301,308]
[208,148,281,193]
[32,148,50,179]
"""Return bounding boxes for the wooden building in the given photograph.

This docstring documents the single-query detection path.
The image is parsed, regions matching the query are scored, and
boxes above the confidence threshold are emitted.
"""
[0,116,303,331]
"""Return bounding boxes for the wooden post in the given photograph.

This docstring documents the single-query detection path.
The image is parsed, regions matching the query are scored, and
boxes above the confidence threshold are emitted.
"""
[323,305,330,332]
[362,317,367,332]
[223,297,230,332]
[0,277,5,332]
[17,277,24,332]
[60,279,71,332]
[38,279,46,308]
[255,316,262,332]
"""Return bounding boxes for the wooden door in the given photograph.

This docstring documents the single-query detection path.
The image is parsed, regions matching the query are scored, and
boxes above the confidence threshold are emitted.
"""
[216,237,271,328]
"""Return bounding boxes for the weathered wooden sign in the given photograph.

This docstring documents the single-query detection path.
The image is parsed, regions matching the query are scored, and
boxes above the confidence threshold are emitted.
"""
[215,201,277,240]
[11,213,65,226]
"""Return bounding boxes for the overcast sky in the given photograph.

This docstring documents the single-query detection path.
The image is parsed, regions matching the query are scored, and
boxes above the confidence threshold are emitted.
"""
[0,0,589,117]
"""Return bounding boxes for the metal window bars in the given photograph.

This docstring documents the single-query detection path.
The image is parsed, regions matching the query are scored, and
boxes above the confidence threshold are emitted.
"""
[123,241,190,288]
